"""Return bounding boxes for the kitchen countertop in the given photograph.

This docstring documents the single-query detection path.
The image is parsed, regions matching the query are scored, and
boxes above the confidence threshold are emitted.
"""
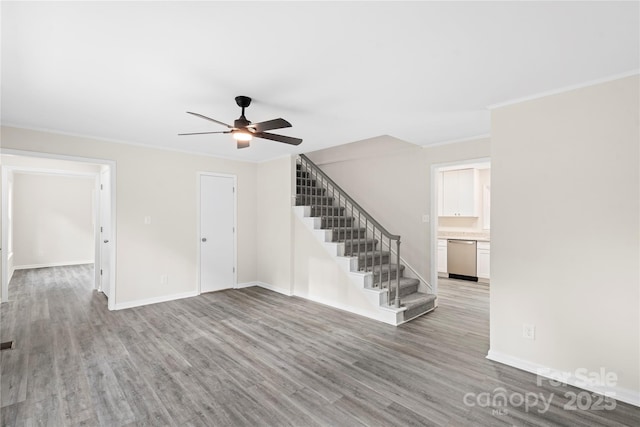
[438,232,490,242]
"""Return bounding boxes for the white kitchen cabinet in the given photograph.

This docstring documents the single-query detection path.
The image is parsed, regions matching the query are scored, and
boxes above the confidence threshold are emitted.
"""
[437,239,448,276]
[441,169,478,217]
[477,241,490,281]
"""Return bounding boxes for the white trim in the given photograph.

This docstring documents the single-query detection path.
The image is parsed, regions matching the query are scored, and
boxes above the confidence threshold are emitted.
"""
[13,260,94,270]
[255,281,293,296]
[487,350,640,407]
[235,281,257,289]
[7,252,15,286]
[1,123,291,164]
[114,290,198,311]
[1,167,9,302]
[424,133,491,148]
[1,148,110,167]
[196,172,238,295]
[487,69,640,110]
[8,168,98,178]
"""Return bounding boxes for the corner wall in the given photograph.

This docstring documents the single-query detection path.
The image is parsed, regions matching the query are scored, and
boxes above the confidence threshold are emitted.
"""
[255,156,294,294]
[490,75,639,401]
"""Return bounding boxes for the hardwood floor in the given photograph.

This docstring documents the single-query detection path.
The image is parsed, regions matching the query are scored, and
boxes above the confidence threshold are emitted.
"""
[1,266,638,426]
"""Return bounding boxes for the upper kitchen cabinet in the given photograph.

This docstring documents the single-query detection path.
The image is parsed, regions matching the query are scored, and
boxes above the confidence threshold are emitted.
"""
[441,168,479,217]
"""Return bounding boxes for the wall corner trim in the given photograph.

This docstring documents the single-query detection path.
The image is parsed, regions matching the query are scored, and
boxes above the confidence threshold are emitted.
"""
[114,290,198,311]
[255,281,293,296]
[486,349,640,407]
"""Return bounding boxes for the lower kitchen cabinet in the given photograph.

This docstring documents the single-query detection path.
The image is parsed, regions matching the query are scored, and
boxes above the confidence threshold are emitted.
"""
[477,241,490,282]
[437,239,448,276]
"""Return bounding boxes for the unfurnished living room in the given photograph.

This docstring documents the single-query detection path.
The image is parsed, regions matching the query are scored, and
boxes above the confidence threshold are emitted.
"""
[1,1,639,426]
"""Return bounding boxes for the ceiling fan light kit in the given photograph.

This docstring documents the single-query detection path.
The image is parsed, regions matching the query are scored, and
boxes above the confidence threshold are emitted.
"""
[232,130,252,142]
[179,96,302,149]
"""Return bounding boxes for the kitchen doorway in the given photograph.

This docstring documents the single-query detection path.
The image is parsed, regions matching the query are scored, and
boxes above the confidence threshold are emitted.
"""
[430,158,490,294]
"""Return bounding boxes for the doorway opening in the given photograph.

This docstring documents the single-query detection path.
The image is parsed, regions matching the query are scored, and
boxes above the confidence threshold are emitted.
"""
[1,149,116,310]
[430,158,491,294]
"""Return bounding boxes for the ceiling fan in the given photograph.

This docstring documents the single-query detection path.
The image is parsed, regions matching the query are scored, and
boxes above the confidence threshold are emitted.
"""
[179,96,303,149]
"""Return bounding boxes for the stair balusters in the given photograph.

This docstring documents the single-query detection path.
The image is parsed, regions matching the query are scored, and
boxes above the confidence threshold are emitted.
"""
[297,155,402,309]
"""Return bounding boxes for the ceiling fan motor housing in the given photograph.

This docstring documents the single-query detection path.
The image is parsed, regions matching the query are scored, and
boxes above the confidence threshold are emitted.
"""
[235,96,251,108]
[234,117,250,128]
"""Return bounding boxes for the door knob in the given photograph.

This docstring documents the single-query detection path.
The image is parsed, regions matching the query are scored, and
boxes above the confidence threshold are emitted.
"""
[104,240,109,243]
[201,238,207,242]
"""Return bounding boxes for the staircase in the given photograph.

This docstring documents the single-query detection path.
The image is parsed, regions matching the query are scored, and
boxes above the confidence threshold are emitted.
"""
[294,154,436,325]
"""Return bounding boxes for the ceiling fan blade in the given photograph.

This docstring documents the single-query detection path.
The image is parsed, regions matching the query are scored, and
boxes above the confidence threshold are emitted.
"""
[186,111,233,128]
[178,131,230,136]
[247,118,292,132]
[255,132,303,146]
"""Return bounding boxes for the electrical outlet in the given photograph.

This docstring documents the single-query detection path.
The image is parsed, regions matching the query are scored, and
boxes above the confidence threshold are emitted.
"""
[144,216,152,225]
[523,323,535,340]
[160,274,168,285]
[422,214,430,223]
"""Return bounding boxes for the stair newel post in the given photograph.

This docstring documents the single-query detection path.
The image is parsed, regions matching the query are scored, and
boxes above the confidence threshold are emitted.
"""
[395,238,401,308]
[378,228,383,289]
[333,185,336,227]
[308,161,311,198]
[337,192,342,248]
[316,170,321,212]
[386,237,391,305]
[386,235,391,296]
[349,202,354,259]
[363,216,367,271]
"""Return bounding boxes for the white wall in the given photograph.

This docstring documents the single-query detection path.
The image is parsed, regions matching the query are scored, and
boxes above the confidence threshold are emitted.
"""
[490,75,639,401]
[292,213,385,318]
[12,172,95,268]
[1,126,257,307]
[255,156,294,294]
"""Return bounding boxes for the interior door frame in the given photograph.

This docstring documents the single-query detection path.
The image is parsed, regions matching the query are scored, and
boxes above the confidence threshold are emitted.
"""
[429,156,491,296]
[196,171,237,294]
[0,148,117,310]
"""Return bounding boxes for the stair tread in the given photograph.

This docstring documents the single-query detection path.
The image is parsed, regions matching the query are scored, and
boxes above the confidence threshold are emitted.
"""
[367,263,404,272]
[390,277,420,287]
[344,238,377,243]
[358,250,391,257]
[400,292,437,308]
[330,227,366,232]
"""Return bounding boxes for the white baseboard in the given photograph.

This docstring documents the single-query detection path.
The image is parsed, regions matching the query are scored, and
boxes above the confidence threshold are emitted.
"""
[487,349,640,407]
[235,281,257,289]
[256,281,293,296]
[14,260,94,270]
[114,290,198,310]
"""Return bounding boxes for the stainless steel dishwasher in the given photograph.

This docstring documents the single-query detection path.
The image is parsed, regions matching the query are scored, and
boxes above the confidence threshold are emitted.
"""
[447,239,478,281]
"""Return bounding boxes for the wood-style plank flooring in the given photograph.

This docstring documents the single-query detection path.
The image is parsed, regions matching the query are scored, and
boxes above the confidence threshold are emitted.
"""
[1,266,639,426]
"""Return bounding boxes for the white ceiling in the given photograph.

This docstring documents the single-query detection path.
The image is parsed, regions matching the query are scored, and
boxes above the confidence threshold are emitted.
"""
[2,1,638,162]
